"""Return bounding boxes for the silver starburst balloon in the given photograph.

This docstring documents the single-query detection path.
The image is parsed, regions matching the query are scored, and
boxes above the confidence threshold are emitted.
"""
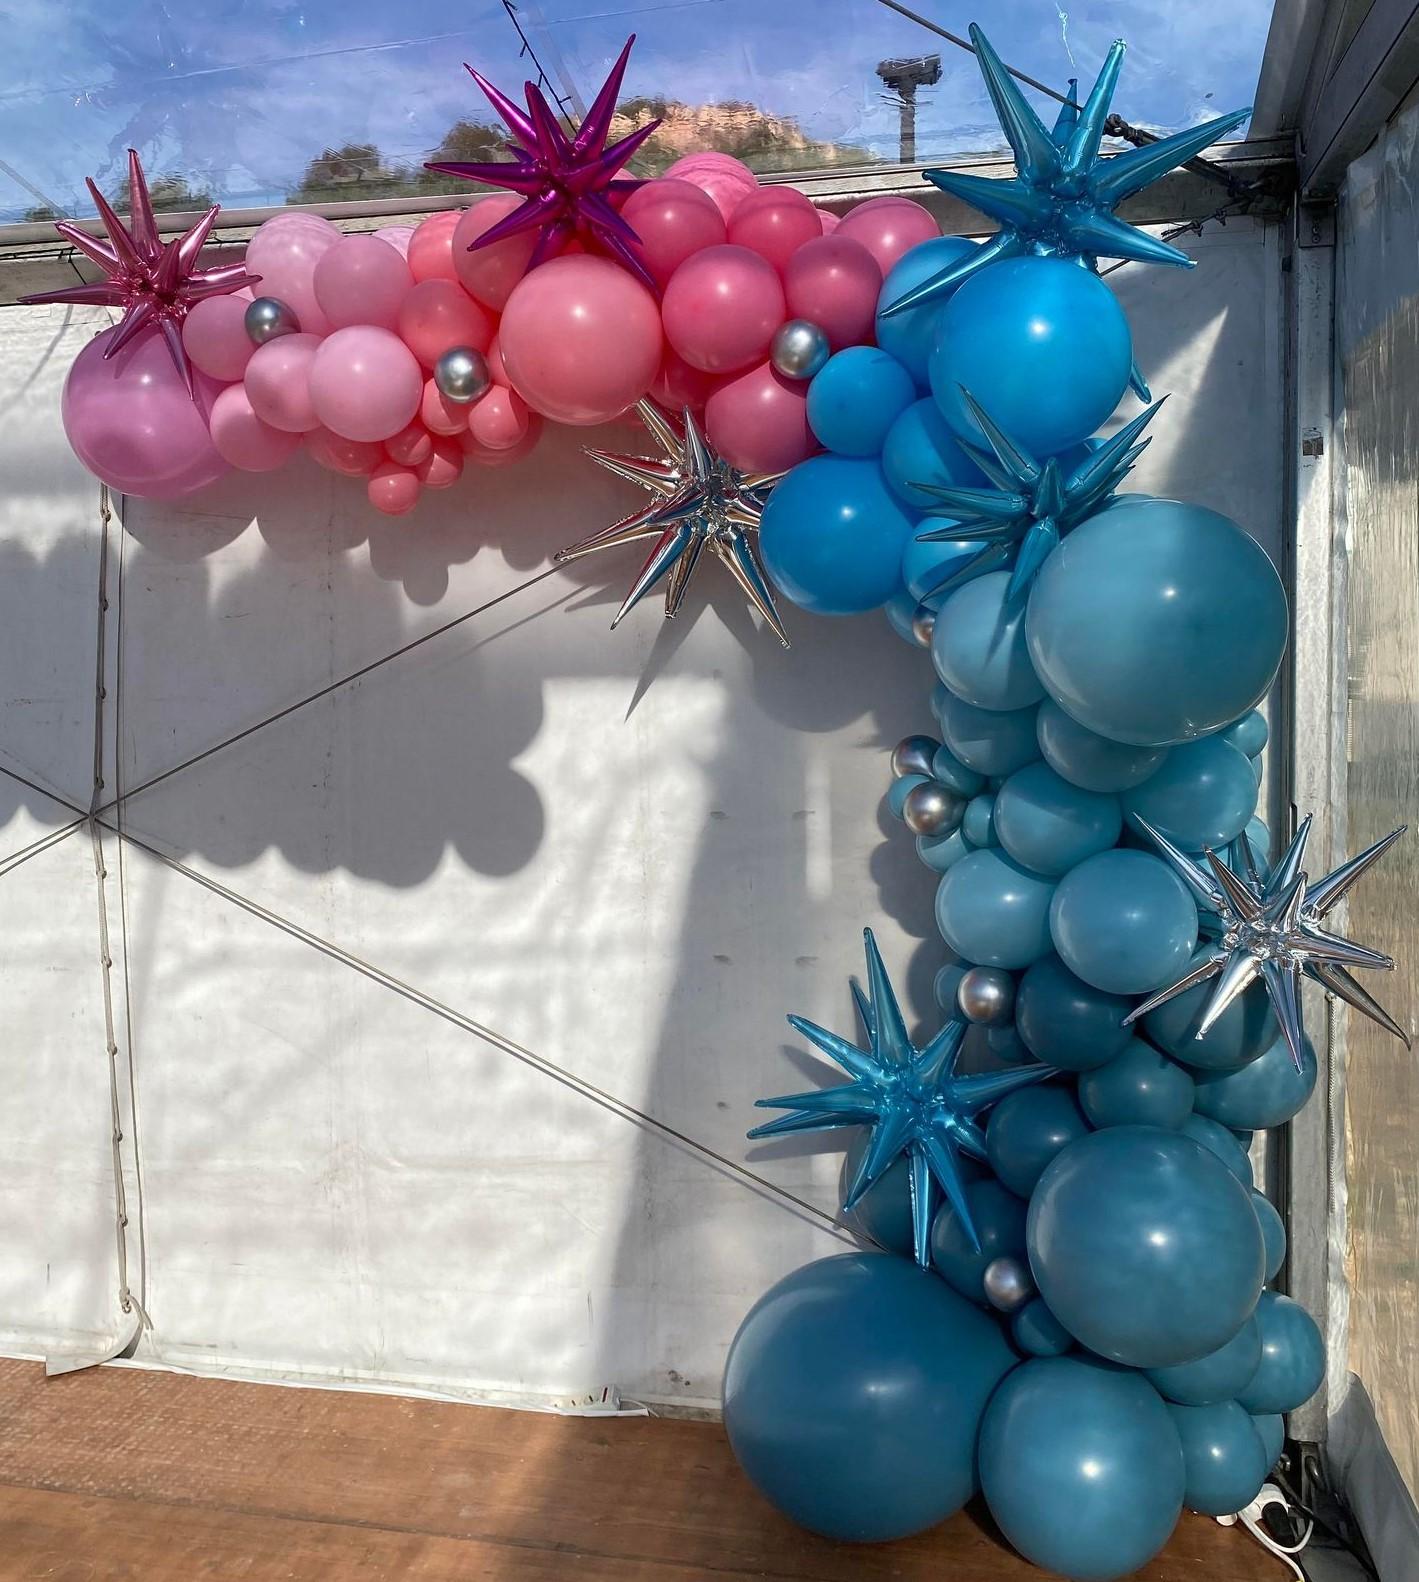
[557,402,789,644]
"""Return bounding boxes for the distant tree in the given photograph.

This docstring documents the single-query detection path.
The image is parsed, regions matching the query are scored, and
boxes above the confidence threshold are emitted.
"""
[289,143,404,205]
[24,203,61,222]
[109,172,214,213]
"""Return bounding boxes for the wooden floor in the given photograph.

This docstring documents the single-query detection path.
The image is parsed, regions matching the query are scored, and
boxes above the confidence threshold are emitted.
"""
[0,1358,1286,1580]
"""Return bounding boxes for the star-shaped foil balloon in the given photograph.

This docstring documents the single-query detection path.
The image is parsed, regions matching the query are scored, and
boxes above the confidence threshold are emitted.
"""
[556,400,789,645]
[425,35,660,290]
[20,148,257,388]
[914,388,1164,600]
[749,928,1054,1266]
[1126,816,1410,1068]
[883,24,1250,318]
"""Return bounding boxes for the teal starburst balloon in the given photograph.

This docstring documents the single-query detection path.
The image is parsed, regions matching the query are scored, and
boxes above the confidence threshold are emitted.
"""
[749,928,1053,1265]
[913,388,1165,601]
[883,24,1251,319]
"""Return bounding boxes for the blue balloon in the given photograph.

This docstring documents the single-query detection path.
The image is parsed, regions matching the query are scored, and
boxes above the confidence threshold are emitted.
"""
[1252,1412,1285,1470]
[929,1176,1028,1303]
[901,528,982,604]
[807,346,916,457]
[887,773,930,818]
[931,257,1133,459]
[1028,1126,1265,1368]
[930,744,986,798]
[985,1085,1090,1198]
[1026,497,1289,746]
[1236,1292,1325,1414]
[961,793,997,848]
[935,689,1041,777]
[933,570,1046,712]
[1251,1190,1287,1283]
[1037,697,1169,792]
[1078,1038,1195,1129]
[1144,947,1278,1071]
[937,849,1056,969]
[979,1356,1184,1581]
[883,588,920,643]
[993,761,1122,878]
[1181,1113,1254,1185]
[884,397,987,513]
[1012,1298,1074,1357]
[1192,1034,1318,1130]
[876,237,979,385]
[760,456,916,615]
[986,1023,1031,1063]
[722,1253,1016,1540]
[934,961,969,1011]
[1122,735,1258,851]
[1015,954,1136,1071]
[1049,849,1198,995]
[1147,1315,1262,1406]
[918,827,972,873]
[1222,709,1269,758]
[840,1134,915,1257]
[1168,1401,1269,1516]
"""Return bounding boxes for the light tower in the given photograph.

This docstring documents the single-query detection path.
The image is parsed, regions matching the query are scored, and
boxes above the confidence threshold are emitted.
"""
[876,53,942,164]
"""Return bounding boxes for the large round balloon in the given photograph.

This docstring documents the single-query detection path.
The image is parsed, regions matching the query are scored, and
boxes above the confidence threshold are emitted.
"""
[722,1253,1015,1540]
[979,1356,1184,1581]
[932,571,1046,712]
[1168,1401,1270,1516]
[1121,734,1258,851]
[1236,1291,1325,1414]
[1028,1126,1265,1368]
[1077,1038,1195,1130]
[1191,1033,1318,1130]
[929,1176,1028,1303]
[935,691,1040,778]
[883,398,987,514]
[1146,1315,1262,1406]
[985,1085,1090,1198]
[1144,947,1279,1071]
[1036,698,1169,793]
[1015,954,1136,1071]
[1027,497,1288,746]
[936,848,1055,969]
[1049,848,1198,995]
[1252,1189,1287,1282]
[806,347,916,457]
[993,762,1122,878]
[875,237,978,385]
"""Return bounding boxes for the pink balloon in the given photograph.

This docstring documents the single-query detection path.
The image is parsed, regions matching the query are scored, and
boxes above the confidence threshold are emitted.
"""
[499,255,662,426]
[314,234,413,331]
[662,244,785,374]
[835,197,939,276]
[368,462,421,516]
[486,334,508,386]
[651,346,721,413]
[463,411,544,467]
[308,426,384,476]
[209,383,303,472]
[621,178,727,289]
[468,384,528,450]
[62,327,228,500]
[818,210,841,235]
[421,378,470,437]
[409,211,463,283]
[727,187,822,274]
[245,214,339,336]
[182,295,255,383]
[397,279,495,368]
[783,236,883,350]
[705,360,815,474]
[244,332,323,433]
[310,327,423,442]
[416,436,464,490]
[385,422,435,467]
[374,224,415,257]
[454,195,539,311]
[664,152,759,222]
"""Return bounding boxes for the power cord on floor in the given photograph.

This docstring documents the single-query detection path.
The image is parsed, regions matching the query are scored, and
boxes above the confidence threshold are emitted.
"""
[1217,1484,1314,1579]
[1274,1463,1381,1579]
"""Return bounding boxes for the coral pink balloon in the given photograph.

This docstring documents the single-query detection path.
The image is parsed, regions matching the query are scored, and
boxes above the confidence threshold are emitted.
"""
[664,152,759,221]
[463,412,544,467]
[308,426,384,476]
[621,178,727,289]
[421,378,470,436]
[454,195,539,311]
[368,462,421,516]
[244,332,323,433]
[182,295,255,383]
[397,279,495,368]
[705,360,815,474]
[314,234,413,331]
[374,224,415,257]
[818,210,841,235]
[836,197,939,276]
[408,210,462,283]
[783,235,883,350]
[468,384,528,450]
[310,327,423,442]
[486,335,508,386]
[662,244,785,374]
[62,327,228,500]
[245,213,338,336]
[385,421,435,467]
[651,346,721,412]
[727,187,822,275]
[499,255,661,426]
[416,436,464,490]
[209,383,303,472]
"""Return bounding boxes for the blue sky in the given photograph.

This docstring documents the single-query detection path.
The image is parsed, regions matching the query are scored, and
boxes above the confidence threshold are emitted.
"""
[0,0,1276,223]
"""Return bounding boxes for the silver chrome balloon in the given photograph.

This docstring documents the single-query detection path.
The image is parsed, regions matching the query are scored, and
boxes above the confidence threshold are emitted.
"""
[902,780,965,837]
[244,296,301,345]
[891,734,940,780]
[956,964,1016,1026]
[983,1254,1036,1314]
[770,318,831,381]
[911,603,936,646]
[434,345,492,405]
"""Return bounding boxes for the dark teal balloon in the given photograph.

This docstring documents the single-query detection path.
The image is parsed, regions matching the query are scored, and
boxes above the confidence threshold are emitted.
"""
[1016,954,1136,1071]
[1168,1401,1269,1516]
[1221,709,1269,758]
[1037,697,1169,792]
[1146,1315,1261,1405]
[918,827,972,873]
[1181,1113,1254,1185]
[994,761,1122,878]
[1078,1038,1195,1130]
[1192,1034,1318,1130]
[760,456,917,615]
[841,1134,914,1257]
[936,688,1041,777]
[808,346,916,457]
[1026,497,1289,746]
[1049,849,1198,994]
[986,1085,1090,1198]
[876,238,979,386]
[979,1356,1184,1581]
[887,773,930,818]
[961,793,997,848]
[1236,1292,1325,1414]
[884,397,987,513]
[1145,948,1278,1071]
[930,1176,1028,1303]
[1121,735,1258,851]
[1012,1298,1074,1356]
[1252,1412,1285,1470]
[931,743,986,798]
[937,849,1055,969]
[934,961,969,1011]
[1028,1126,1265,1368]
[722,1253,1016,1541]
[1251,1190,1287,1283]
[902,528,981,604]
[933,571,1046,712]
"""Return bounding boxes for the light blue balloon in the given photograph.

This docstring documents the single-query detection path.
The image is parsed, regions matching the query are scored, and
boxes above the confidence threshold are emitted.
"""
[930,744,986,798]
[1122,735,1259,851]
[994,761,1122,878]
[1037,697,1169,792]
[961,793,997,848]
[901,528,982,605]
[1222,709,1269,758]
[884,397,987,513]
[935,689,1041,778]
[1252,1412,1285,1470]
[722,1253,1016,1541]
[1012,1299,1074,1357]
[1078,1038,1195,1130]
[918,828,972,873]
[1236,1292,1325,1414]
[931,256,1133,459]
[1251,1190,1287,1283]
[936,849,1056,969]
[887,773,930,818]
[1192,1034,1318,1131]
[1026,497,1289,746]
[985,1085,1090,1198]
[1168,1401,1269,1516]
[934,961,969,1011]
[876,237,979,385]
[841,1132,914,1257]
[1015,953,1136,1071]
[883,588,920,643]
[929,1176,1028,1303]
[1049,849,1198,995]
[1028,1126,1265,1368]
[1180,1113,1254,1186]
[1147,1315,1262,1406]
[807,346,916,457]
[933,570,1046,711]
[1144,947,1278,1071]
[979,1356,1184,1582]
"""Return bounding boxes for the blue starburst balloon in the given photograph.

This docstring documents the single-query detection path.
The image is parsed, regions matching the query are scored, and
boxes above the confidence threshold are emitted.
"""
[749,928,1053,1265]
[912,388,1165,600]
[883,25,1251,319]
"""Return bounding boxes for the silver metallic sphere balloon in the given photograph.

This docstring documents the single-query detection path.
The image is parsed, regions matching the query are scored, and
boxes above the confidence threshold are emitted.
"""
[891,734,940,780]
[911,603,936,646]
[956,965,1016,1026]
[434,345,491,404]
[244,296,301,345]
[902,780,965,837]
[770,318,831,381]
[983,1255,1036,1314]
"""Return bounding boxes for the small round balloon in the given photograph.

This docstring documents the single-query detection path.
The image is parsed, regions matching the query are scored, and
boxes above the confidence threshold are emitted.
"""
[985,1084,1090,1198]
[1252,1189,1287,1282]
[935,690,1041,778]
[875,237,978,386]
[1236,1292,1325,1414]
[929,1176,1028,1303]
[806,347,915,456]
[1146,1314,1262,1406]
[1077,1038,1195,1130]
[1191,1033,1318,1130]
[1121,735,1258,851]
[1012,1299,1074,1357]
[993,762,1122,878]
[932,571,1046,712]
[935,849,1055,970]
[1168,1401,1270,1517]
[1144,947,1279,1071]
[883,398,988,514]
[1049,848,1198,995]
[1182,1113,1255,1186]
[1015,953,1136,1071]
[1037,697,1169,793]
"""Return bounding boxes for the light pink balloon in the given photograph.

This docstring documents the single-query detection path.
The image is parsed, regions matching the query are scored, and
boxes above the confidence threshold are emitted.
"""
[245,214,339,336]
[397,279,495,368]
[454,195,539,311]
[468,384,528,450]
[308,426,384,476]
[209,383,303,471]
[664,152,759,221]
[409,210,463,283]
[499,255,662,426]
[621,178,727,289]
[662,244,785,374]
[486,334,508,385]
[651,346,722,413]
[244,332,323,433]
[421,378,470,436]
[314,234,413,331]
[182,295,255,383]
[310,327,423,442]
[836,197,940,276]
[375,224,415,257]
[385,421,435,467]
[705,360,816,474]
[783,235,883,350]
[368,462,421,515]
[462,411,543,468]
[727,187,822,275]
[416,435,464,490]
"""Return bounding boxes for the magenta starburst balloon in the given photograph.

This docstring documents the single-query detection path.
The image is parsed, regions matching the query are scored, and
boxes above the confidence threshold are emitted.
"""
[426,35,661,291]
[21,148,258,391]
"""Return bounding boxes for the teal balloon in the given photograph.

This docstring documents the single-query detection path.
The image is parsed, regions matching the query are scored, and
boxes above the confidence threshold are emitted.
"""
[807,346,916,457]
[994,761,1122,878]
[1049,849,1198,994]
[1015,954,1136,1071]
[1180,1113,1254,1186]
[979,1356,1184,1582]
[1026,497,1289,746]
[1236,1292,1325,1414]
[1012,1299,1074,1357]
[934,962,969,1011]
[1222,709,1269,758]
[1145,947,1278,1071]
[918,827,972,873]
[937,849,1056,969]
[884,589,919,643]
[1027,1126,1265,1368]
[902,528,981,603]
[931,257,1133,458]
[986,1085,1090,1198]
[961,793,997,848]
[929,1176,1028,1303]
[987,1023,1031,1064]
[887,773,930,818]
[1146,1315,1262,1406]
[935,689,1040,777]
[884,397,987,512]
[1251,1190,1287,1282]
[933,571,1046,712]
[1121,735,1258,851]
[1078,1038,1195,1130]
[1192,1034,1318,1130]
[1037,697,1169,792]
[930,744,986,798]
[760,456,916,615]
[840,1134,915,1257]
[876,238,978,386]
[1168,1401,1269,1516]
[1252,1412,1285,1470]
[722,1253,1016,1540]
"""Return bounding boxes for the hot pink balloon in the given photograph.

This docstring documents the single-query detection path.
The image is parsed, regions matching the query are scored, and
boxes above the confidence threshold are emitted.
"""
[705,360,816,474]
[182,295,255,383]
[385,421,435,468]
[375,224,415,257]
[245,213,339,336]
[783,235,883,350]
[397,279,495,369]
[727,187,822,275]
[244,332,323,433]
[314,234,413,331]
[209,384,303,472]
[62,327,228,500]
[621,178,727,289]
[664,152,759,222]
[421,378,470,437]
[409,210,463,283]
[662,244,785,374]
[308,426,384,476]
[310,327,423,442]
[463,412,544,468]
[818,210,841,235]
[468,384,528,450]
[835,197,939,276]
[499,255,661,426]
[651,347,721,413]
[416,436,464,490]
[368,462,421,516]
[454,195,539,311]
